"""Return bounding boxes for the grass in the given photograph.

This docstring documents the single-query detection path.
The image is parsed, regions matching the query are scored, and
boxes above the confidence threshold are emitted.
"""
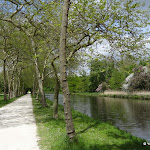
[0,95,19,108]
[32,96,149,150]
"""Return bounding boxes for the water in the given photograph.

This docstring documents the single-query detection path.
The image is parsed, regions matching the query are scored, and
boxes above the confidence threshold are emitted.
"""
[45,94,150,141]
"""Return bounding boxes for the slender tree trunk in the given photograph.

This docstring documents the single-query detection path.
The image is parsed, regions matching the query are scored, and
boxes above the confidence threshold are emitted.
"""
[12,75,15,98]
[7,71,13,99]
[15,80,18,97]
[7,73,11,99]
[36,72,46,106]
[59,0,76,140]
[32,75,36,97]
[3,59,7,101]
[3,38,7,101]
[31,37,47,107]
[22,83,24,95]
[17,77,21,96]
[32,83,35,96]
[17,69,21,97]
[53,80,60,119]
[36,88,39,100]
[52,62,60,119]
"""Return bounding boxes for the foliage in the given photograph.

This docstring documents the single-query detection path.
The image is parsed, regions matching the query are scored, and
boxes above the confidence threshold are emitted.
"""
[109,68,126,90]
[44,77,56,93]
[68,74,89,93]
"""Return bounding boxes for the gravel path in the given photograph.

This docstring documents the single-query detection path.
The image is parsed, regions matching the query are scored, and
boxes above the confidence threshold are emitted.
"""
[0,94,40,150]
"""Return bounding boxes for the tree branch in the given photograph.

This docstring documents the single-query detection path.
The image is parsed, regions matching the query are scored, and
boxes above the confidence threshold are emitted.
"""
[67,32,97,63]
[10,4,24,19]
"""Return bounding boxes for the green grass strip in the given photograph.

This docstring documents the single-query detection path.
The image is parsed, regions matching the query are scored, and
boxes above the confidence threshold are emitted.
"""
[0,95,19,108]
[32,97,149,150]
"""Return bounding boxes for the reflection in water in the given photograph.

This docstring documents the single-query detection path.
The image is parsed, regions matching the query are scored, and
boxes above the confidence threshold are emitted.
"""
[45,94,150,141]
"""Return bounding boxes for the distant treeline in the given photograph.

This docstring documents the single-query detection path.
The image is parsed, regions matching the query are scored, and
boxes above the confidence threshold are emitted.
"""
[44,56,150,93]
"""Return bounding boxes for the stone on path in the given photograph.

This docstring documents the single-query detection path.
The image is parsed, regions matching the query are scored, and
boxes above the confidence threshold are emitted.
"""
[0,94,40,150]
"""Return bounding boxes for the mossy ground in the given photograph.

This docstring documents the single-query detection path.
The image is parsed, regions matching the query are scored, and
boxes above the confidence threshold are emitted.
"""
[32,96,149,150]
[0,95,19,108]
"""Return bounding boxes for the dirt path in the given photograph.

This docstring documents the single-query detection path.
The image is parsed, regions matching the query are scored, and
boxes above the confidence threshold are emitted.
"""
[0,94,40,150]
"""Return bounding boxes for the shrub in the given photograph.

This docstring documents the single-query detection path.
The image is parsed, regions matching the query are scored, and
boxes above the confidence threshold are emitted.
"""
[129,66,150,91]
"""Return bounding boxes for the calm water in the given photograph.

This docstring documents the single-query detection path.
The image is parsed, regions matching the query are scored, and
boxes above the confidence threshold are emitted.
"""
[45,94,150,141]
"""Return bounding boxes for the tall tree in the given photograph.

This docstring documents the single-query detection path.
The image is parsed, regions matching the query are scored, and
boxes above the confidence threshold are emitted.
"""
[59,0,76,139]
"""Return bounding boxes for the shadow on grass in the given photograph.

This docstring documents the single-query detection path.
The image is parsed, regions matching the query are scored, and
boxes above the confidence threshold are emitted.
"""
[77,122,99,135]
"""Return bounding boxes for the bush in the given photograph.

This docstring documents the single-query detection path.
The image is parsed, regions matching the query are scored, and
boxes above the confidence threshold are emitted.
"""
[129,67,150,91]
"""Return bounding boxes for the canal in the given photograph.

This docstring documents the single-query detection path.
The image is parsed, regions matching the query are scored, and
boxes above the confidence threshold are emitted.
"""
[45,94,150,141]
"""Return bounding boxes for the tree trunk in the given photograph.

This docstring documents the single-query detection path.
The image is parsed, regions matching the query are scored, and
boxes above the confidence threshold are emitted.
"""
[7,75,11,100]
[52,62,60,119]
[36,89,39,100]
[21,83,25,95]
[3,59,7,101]
[7,71,13,99]
[32,75,37,97]
[36,67,46,107]
[31,38,47,107]
[32,83,35,97]
[17,77,21,97]
[12,75,15,98]
[53,80,60,119]
[59,0,76,140]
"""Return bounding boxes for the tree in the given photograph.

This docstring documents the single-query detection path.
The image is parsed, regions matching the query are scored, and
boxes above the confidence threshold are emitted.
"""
[59,0,76,140]
[89,57,114,92]
[51,59,60,119]
[109,68,126,90]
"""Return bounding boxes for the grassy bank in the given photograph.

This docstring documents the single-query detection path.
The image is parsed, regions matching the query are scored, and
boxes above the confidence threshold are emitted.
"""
[0,95,19,108]
[74,92,150,100]
[32,97,149,150]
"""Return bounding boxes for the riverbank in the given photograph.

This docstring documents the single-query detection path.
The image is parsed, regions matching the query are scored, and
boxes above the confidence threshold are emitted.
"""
[74,91,150,100]
[32,96,149,150]
[0,95,19,108]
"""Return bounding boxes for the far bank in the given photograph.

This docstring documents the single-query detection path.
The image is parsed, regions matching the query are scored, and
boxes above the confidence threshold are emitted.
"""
[73,90,150,100]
